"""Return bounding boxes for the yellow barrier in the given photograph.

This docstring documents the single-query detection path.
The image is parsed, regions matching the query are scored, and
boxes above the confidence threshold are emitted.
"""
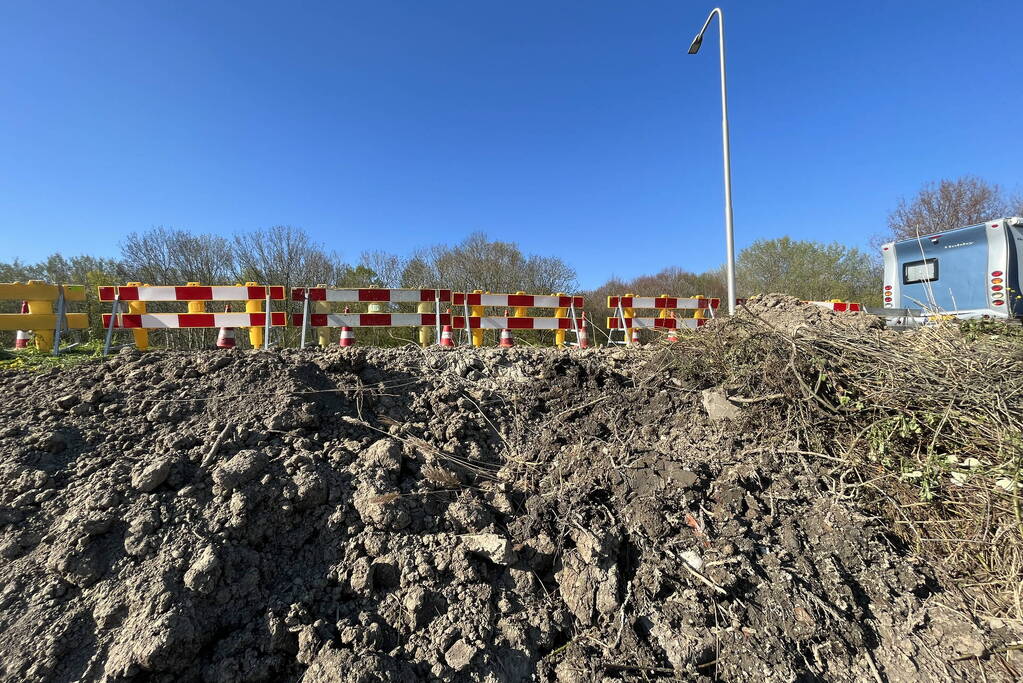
[554,291,568,347]
[1,281,88,351]
[244,281,264,348]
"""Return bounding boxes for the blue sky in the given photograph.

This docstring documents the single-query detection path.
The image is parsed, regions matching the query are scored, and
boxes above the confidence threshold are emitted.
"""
[2,1,1021,289]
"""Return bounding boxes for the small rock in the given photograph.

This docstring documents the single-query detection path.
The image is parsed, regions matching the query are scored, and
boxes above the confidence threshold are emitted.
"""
[680,550,704,572]
[463,534,517,565]
[701,388,740,421]
[213,450,267,490]
[131,459,172,492]
[55,394,79,410]
[444,639,479,671]
[184,546,221,593]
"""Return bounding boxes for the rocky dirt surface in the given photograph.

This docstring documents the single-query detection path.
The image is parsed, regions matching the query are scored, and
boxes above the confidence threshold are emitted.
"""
[0,299,1018,682]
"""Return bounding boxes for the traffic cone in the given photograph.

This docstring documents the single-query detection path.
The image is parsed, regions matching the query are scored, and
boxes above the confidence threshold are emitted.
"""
[499,309,514,348]
[666,314,679,343]
[339,306,354,347]
[631,329,641,346]
[577,313,589,349]
[440,325,455,347]
[216,304,236,349]
[14,301,29,349]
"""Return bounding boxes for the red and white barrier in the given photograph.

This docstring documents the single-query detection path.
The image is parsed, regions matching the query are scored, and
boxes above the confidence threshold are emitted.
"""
[606,318,707,330]
[453,293,584,309]
[292,288,451,303]
[809,301,862,312]
[452,316,580,330]
[102,312,287,329]
[607,296,719,310]
[99,285,286,301]
[292,313,451,328]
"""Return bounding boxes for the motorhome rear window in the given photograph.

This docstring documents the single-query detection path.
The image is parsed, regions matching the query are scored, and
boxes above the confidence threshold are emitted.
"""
[903,258,938,284]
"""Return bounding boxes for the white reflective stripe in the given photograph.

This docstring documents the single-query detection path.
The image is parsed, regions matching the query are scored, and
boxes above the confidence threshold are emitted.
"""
[474,294,564,307]
[209,287,252,300]
[133,287,179,301]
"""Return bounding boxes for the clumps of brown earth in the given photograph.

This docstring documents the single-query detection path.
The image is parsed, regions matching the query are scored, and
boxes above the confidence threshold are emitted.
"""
[0,298,1020,681]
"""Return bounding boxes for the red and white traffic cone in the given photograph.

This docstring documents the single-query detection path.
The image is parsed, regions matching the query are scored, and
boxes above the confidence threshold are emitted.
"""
[216,304,236,349]
[440,325,455,348]
[14,301,29,349]
[631,329,641,346]
[577,313,589,349]
[499,309,514,348]
[339,306,354,347]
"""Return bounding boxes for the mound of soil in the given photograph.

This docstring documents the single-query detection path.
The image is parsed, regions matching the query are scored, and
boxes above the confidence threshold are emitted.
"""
[0,327,1015,680]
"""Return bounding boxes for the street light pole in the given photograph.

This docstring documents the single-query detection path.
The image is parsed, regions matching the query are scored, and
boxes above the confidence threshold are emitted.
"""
[688,8,736,315]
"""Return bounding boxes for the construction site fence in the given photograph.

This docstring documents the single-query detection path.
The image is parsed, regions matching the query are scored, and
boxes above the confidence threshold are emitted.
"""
[2,281,863,354]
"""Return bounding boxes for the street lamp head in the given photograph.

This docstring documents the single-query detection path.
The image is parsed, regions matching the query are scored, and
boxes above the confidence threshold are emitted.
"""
[687,33,703,54]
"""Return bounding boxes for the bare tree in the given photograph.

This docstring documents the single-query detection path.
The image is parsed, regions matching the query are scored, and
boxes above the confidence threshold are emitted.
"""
[232,225,347,289]
[399,232,577,294]
[884,176,1012,243]
[121,227,235,284]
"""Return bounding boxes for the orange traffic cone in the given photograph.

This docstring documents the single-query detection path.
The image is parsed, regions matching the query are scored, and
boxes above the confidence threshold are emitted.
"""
[217,304,236,349]
[14,301,29,349]
[577,313,589,349]
[339,306,354,347]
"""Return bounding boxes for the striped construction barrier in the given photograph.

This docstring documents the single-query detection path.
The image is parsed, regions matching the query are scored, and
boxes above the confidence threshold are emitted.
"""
[291,313,451,328]
[290,288,451,348]
[1,281,88,354]
[451,290,585,347]
[607,293,719,345]
[452,293,584,309]
[98,285,286,301]
[99,282,286,353]
[810,300,862,312]
[292,287,452,303]
[606,317,708,330]
[100,312,287,328]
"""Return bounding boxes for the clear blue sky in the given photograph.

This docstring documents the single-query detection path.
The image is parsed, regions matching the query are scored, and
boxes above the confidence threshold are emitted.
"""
[2,1,1021,289]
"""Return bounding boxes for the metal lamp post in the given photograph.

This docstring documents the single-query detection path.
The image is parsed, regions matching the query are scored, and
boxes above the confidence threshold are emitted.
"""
[688,7,736,315]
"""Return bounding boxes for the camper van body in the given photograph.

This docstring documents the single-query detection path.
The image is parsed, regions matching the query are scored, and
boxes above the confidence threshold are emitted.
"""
[880,217,1023,320]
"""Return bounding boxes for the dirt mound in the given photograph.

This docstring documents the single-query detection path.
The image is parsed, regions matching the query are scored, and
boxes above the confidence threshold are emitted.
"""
[721,293,883,336]
[0,343,1016,682]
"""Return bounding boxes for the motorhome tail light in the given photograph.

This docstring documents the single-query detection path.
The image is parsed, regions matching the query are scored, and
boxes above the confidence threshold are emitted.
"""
[991,223,1001,228]
[992,270,1003,277]
[992,285,1004,292]
[993,300,1005,306]
[884,297,892,303]
[884,285,892,290]
[991,278,1004,284]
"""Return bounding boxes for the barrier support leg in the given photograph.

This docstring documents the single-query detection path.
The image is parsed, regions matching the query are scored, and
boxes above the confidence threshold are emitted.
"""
[418,301,431,347]
[103,296,120,356]
[26,279,54,352]
[313,284,331,347]
[245,282,264,349]
[554,292,567,347]
[624,292,636,346]
[125,281,149,350]
[693,294,708,320]
[471,289,484,348]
